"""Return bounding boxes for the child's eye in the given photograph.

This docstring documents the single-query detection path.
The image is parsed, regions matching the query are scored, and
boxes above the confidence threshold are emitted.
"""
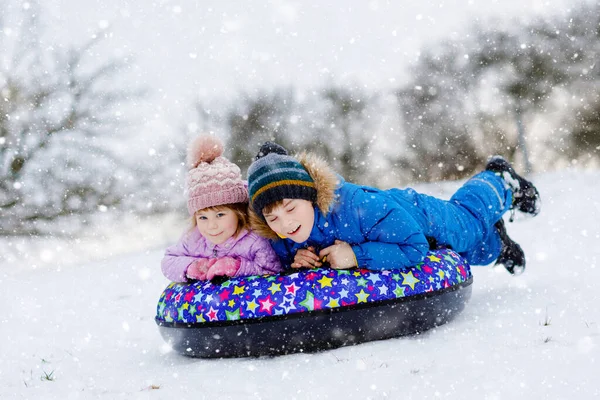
[197,215,207,221]
[286,207,295,212]
[267,216,277,223]
[216,213,225,218]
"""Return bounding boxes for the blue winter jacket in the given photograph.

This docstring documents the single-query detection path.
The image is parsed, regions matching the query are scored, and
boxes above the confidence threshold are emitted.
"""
[271,173,511,271]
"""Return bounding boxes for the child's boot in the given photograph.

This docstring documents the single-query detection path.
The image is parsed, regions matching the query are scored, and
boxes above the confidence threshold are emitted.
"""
[486,156,541,217]
[494,218,526,275]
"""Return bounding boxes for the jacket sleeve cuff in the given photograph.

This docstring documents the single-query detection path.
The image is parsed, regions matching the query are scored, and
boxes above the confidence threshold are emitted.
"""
[351,245,365,268]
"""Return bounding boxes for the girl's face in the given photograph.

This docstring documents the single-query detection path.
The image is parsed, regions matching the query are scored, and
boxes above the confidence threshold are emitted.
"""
[195,207,240,245]
[263,199,315,243]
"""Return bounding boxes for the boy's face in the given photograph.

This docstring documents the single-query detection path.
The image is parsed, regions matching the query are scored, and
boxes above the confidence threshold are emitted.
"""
[263,199,315,243]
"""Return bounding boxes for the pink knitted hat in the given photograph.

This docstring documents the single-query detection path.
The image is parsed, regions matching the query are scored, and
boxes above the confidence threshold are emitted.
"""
[185,135,248,216]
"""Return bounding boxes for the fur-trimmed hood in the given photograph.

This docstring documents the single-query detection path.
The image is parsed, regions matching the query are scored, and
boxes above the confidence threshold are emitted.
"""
[249,151,339,240]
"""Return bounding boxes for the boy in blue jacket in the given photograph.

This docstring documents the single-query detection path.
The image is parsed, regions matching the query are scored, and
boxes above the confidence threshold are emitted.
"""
[247,142,540,275]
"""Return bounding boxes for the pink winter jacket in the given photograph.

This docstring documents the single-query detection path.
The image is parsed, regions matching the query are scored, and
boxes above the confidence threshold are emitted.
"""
[161,228,282,282]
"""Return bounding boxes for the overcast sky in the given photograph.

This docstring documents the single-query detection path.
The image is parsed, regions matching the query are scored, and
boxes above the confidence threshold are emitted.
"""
[5,0,578,129]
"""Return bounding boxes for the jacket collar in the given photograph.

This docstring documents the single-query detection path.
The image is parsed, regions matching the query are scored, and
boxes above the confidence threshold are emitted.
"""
[204,228,250,251]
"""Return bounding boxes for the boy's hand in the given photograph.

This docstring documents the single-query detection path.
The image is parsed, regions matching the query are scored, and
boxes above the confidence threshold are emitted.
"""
[320,240,357,270]
[291,246,323,269]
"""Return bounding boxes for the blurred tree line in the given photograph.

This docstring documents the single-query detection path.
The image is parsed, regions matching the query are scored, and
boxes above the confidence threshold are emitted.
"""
[215,2,600,183]
[2,1,600,235]
[0,2,146,235]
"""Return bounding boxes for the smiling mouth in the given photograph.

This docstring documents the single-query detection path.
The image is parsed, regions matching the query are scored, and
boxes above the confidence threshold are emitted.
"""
[287,225,301,235]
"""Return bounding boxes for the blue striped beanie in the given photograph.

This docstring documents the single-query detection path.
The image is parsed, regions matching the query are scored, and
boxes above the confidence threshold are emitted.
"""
[247,142,317,219]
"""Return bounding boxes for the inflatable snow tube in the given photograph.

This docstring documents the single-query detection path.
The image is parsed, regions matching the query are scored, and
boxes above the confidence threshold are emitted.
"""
[155,248,472,358]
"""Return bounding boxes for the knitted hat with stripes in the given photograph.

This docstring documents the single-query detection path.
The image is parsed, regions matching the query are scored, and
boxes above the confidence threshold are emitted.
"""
[247,142,316,219]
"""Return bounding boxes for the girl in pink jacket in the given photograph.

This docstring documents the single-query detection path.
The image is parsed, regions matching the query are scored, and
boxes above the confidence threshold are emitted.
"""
[161,135,282,283]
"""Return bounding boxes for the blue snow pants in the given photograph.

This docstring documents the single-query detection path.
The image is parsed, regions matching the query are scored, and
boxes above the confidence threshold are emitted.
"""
[389,171,513,266]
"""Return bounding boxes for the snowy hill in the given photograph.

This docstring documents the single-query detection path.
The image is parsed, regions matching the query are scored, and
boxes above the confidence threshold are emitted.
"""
[1,168,599,399]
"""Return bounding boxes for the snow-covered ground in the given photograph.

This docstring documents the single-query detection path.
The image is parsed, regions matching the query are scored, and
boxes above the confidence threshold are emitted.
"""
[1,168,599,399]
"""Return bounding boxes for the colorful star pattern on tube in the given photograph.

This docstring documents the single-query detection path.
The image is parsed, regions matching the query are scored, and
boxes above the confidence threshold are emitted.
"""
[156,249,471,324]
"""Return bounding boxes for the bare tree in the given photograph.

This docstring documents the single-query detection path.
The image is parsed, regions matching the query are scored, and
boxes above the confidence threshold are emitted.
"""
[225,89,296,174]
[300,85,374,184]
[0,5,143,235]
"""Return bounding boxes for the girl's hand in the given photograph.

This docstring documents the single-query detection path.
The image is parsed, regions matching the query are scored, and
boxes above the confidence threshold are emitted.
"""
[292,246,323,269]
[206,257,241,280]
[186,258,216,280]
[319,240,357,270]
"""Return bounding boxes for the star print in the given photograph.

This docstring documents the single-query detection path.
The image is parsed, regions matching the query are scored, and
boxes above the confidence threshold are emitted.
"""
[341,278,350,286]
[221,280,233,288]
[326,298,340,308]
[305,272,318,281]
[225,308,240,321]
[299,291,315,311]
[268,283,282,294]
[182,302,189,310]
[189,304,197,316]
[355,289,369,303]
[401,271,420,290]
[428,254,441,263]
[285,282,300,295]
[193,292,204,303]
[280,297,297,313]
[444,254,457,265]
[339,288,350,299]
[317,275,334,288]
[436,270,445,279]
[184,291,194,302]
[206,307,219,321]
[393,286,404,298]
[259,296,275,314]
[378,285,389,295]
[367,274,381,284]
[314,298,323,310]
[253,289,262,297]
[356,277,368,287]
[219,289,231,302]
[246,300,259,313]
[233,285,245,295]
[228,299,235,307]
